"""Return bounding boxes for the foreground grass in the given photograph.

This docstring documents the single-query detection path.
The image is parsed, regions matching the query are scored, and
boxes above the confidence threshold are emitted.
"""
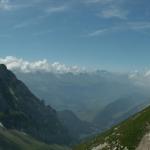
[74,105,150,150]
[0,127,70,150]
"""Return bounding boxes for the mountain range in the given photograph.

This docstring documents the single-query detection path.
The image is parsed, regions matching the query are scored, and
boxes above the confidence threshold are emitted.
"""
[15,71,149,122]
[14,70,150,135]
[94,93,150,131]
[1,63,150,150]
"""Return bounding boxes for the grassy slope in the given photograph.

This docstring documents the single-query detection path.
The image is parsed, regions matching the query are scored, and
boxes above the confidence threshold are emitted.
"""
[0,127,70,150]
[74,105,150,150]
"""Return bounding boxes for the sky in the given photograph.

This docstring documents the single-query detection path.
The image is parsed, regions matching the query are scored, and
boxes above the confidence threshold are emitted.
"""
[0,0,150,71]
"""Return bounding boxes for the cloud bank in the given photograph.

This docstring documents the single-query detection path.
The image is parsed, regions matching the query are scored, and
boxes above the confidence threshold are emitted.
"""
[1,56,150,89]
[88,21,150,37]
[0,56,83,74]
[128,70,150,88]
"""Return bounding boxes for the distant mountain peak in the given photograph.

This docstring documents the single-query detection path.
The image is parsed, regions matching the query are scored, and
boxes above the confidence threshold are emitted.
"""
[0,64,7,71]
[0,64,17,82]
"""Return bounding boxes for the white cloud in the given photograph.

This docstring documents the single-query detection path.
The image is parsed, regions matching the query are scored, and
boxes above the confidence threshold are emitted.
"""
[127,22,150,30]
[0,0,13,11]
[32,30,53,36]
[0,56,83,74]
[84,0,128,19]
[99,6,128,19]
[87,21,150,37]
[12,2,70,29]
[144,71,150,77]
[88,28,109,36]
[128,70,150,88]
[13,15,46,29]
[46,5,68,14]
[0,0,33,11]
[13,22,32,29]
[87,25,123,37]
[84,0,114,4]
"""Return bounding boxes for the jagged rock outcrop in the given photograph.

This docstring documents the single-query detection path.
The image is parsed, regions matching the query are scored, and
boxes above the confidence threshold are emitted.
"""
[0,64,71,145]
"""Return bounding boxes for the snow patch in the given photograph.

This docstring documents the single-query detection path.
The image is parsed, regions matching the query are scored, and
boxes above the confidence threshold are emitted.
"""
[0,122,4,128]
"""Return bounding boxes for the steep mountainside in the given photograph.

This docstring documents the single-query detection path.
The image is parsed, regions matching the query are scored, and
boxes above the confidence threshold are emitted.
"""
[58,110,98,140]
[0,124,70,150]
[94,94,150,131]
[74,101,150,150]
[0,64,71,145]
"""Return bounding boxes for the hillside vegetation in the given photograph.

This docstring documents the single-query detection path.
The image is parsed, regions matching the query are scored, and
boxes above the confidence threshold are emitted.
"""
[0,125,70,150]
[74,103,150,150]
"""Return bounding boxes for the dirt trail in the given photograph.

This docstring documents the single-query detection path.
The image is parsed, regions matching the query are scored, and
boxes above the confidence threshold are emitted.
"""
[136,133,150,150]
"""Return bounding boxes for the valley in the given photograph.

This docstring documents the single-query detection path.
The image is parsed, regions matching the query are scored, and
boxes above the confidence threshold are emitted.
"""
[0,0,149,149]
[0,64,150,150]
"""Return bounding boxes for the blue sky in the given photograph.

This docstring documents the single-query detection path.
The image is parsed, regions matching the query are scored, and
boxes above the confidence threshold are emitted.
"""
[0,0,150,71]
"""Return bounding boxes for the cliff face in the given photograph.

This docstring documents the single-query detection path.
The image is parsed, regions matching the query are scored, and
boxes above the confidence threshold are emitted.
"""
[0,64,71,145]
